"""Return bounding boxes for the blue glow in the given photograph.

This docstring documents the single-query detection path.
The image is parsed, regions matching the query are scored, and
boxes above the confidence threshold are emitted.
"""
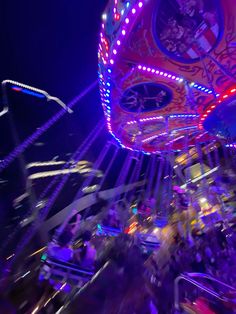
[12,86,45,99]
[41,253,47,261]
[132,207,138,214]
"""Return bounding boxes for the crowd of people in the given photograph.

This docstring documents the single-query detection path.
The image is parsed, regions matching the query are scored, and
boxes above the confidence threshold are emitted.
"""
[48,211,97,269]
[41,178,236,313]
[145,222,236,313]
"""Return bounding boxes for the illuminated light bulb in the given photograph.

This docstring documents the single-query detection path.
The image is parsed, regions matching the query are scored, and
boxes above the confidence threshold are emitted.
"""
[231,88,236,93]
[147,68,151,72]
[151,69,155,73]
[102,13,107,21]
[203,114,207,117]
[125,18,129,24]
[164,73,168,77]
[216,93,220,97]
[117,40,121,46]
[160,72,163,76]
[207,110,211,113]
[102,24,105,29]
[223,94,228,98]
[121,9,124,15]
[110,59,114,64]
[115,13,121,20]
[156,70,160,74]
[113,49,117,55]
[121,29,126,35]
[126,2,130,8]
[143,66,146,70]
[138,2,143,8]
[138,65,142,69]
[175,77,179,81]
[168,74,171,78]
[179,78,184,83]
[132,8,136,14]
[211,105,216,109]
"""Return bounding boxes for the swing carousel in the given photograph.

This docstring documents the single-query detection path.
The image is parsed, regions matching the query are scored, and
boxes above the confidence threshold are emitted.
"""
[1,0,236,313]
[98,0,236,153]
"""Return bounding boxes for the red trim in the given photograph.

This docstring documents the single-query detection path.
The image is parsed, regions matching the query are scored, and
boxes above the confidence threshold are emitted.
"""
[198,86,236,129]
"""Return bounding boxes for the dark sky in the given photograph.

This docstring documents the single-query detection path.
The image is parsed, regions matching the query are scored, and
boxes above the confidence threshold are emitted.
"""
[1,0,107,101]
[0,1,111,246]
[0,0,109,172]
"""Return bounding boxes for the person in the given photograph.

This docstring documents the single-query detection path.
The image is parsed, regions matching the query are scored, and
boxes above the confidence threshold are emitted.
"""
[48,239,73,262]
[74,230,96,268]
[103,205,120,228]
[54,209,81,245]
[48,209,81,262]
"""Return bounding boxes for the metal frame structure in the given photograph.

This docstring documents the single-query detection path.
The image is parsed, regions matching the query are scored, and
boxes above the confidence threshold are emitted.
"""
[174,272,236,311]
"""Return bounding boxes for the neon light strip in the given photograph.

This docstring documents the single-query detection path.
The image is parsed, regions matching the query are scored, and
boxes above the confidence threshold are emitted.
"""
[166,135,185,144]
[127,115,164,125]
[137,65,213,94]
[98,1,146,153]
[171,126,198,133]
[169,114,199,118]
[226,143,236,148]
[11,86,45,98]
[142,132,167,143]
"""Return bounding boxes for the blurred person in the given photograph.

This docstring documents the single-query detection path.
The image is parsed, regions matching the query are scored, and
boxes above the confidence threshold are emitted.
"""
[48,209,81,262]
[191,251,206,273]
[54,209,81,245]
[74,230,96,269]
[103,205,120,228]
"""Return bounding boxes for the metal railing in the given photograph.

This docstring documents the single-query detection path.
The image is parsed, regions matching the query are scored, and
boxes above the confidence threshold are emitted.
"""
[0,79,72,117]
[174,272,236,310]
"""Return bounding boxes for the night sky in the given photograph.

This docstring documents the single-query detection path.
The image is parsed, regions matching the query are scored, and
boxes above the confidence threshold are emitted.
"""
[0,1,111,248]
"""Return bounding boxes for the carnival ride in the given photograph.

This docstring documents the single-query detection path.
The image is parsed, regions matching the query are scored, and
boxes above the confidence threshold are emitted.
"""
[1,0,236,313]
[98,0,236,153]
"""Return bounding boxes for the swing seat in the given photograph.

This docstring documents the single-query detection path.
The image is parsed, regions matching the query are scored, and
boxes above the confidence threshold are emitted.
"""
[39,255,94,288]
